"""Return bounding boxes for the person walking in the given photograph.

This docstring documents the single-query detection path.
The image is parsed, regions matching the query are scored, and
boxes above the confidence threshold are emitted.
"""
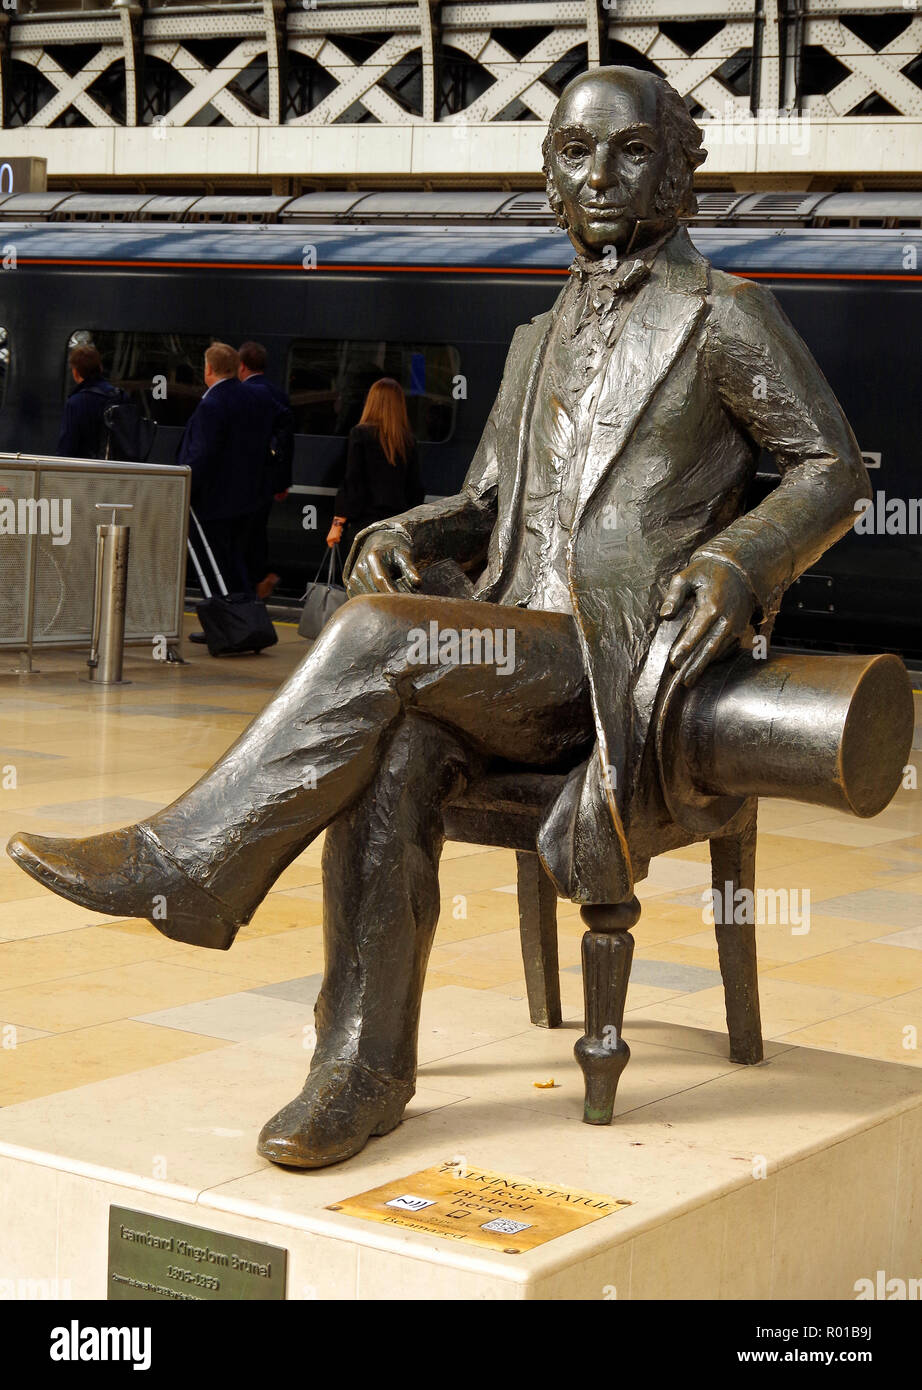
[181,343,275,644]
[58,344,118,459]
[325,378,425,557]
[237,341,294,600]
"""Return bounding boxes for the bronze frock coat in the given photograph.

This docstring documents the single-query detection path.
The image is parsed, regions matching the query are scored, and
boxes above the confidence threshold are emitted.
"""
[346,226,870,905]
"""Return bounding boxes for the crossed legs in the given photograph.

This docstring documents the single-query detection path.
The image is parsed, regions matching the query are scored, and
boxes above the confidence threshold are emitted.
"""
[9,594,593,1165]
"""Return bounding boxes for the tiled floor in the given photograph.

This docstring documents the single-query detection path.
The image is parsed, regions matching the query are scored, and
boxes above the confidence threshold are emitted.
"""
[0,618,920,1111]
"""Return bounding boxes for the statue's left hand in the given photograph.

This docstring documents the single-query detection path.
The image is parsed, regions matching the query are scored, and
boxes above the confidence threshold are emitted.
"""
[660,557,755,687]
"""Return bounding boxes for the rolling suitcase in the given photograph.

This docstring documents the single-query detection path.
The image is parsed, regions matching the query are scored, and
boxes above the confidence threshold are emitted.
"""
[187,510,278,656]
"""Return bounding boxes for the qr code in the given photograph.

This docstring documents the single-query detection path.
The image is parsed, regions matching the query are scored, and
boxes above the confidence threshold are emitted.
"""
[385,1194,436,1213]
[480,1218,532,1235]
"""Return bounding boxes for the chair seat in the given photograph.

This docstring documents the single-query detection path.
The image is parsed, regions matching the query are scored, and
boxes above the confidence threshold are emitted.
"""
[443,769,567,851]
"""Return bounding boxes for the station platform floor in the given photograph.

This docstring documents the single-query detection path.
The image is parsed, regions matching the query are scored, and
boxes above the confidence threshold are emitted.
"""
[0,615,920,1112]
[1,616,921,1299]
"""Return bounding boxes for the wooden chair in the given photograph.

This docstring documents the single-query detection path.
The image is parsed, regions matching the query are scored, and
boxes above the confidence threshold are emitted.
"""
[442,770,761,1125]
[439,649,915,1123]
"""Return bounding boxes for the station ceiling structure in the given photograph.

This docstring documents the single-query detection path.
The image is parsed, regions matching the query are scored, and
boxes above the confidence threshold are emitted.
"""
[0,1,920,190]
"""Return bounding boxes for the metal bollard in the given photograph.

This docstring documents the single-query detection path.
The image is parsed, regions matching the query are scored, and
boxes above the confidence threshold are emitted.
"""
[87,502,133,686]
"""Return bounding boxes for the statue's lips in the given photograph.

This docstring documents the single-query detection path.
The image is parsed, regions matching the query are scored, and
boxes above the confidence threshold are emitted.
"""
[580,206,627,221]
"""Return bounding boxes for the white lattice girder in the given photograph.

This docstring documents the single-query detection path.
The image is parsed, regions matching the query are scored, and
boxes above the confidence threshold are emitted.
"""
[802,17,922,118]
[264,0,285,128]
[146,38,271,127]
[145,11,266,42]
[120,2,141,129]
[14,44,120,129]
[6,1,922,139]
[289,5,423,37]
[420,0,438,121]
[289,3,584,35]
[439,2,755,26]
[10,18,124,47]
[289,33,425,124]
[760,0,781,112]
[644,21,755,118]
[445,29,582,121]
[586,0,604,68]
[605,0,757,16]
[441,2,591,27]
[797,0,918,11]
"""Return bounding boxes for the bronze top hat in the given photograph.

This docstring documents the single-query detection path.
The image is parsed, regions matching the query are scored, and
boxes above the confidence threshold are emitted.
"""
[663,648,914,824]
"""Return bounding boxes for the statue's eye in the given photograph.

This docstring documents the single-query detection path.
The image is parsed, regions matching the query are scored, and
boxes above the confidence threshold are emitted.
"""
[561,143,589,161]
[625,141,651,160]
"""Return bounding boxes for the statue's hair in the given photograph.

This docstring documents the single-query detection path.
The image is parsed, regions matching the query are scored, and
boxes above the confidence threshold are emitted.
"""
[541,67,707,230]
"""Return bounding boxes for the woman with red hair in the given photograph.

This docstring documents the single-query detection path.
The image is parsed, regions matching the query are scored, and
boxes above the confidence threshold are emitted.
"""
[326,378,425,556]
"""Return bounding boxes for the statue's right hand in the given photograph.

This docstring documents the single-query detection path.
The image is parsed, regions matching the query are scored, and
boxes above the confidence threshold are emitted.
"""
[347,531,421,597]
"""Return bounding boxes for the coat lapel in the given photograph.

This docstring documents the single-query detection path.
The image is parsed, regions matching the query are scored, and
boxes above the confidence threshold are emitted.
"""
[482,309,556,596]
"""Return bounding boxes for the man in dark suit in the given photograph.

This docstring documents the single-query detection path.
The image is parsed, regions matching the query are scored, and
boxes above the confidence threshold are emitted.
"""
[181,342,276,606]
[58,344,118,459]
[9,68,869,1169]
[237,340,294,599]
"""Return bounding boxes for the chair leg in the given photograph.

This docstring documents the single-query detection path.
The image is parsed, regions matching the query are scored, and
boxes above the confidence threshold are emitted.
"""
[515,850,561,1028]
[574,897,640,1125]
[709,805,764,1065]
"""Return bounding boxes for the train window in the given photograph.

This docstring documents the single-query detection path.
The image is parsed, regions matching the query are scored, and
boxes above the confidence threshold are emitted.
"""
[287,339,460,442]
[0,328,7,407]
[65,330,211,428]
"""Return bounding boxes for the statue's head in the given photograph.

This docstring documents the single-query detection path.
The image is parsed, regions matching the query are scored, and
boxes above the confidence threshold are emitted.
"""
[543,66,707,258]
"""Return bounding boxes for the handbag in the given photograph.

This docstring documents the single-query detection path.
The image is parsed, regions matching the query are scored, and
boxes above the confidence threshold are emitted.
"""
[188,511,278,656]
[299,544,348,639]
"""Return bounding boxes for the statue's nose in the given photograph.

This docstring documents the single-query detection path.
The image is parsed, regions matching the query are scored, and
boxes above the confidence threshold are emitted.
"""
[587,150,621,194]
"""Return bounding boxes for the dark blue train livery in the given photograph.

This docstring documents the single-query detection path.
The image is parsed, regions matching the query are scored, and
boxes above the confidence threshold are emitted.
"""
[0,187,918,653]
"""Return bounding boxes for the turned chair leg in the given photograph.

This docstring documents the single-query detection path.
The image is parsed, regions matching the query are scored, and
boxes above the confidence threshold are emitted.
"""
[515,850,561,1028]
[574,896,641,1125]
[709,805,763,1065]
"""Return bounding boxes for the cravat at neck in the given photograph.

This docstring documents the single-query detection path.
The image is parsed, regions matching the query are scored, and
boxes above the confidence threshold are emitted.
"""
[571,254,651,316]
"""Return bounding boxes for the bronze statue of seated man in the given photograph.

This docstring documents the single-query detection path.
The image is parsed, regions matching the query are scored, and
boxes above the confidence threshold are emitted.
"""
[7,66,869,1169]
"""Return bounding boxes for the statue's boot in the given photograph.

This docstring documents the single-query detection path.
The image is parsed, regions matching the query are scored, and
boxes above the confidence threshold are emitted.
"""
[7,825,241,949]
[257,713,473,1168]
[3,598,420,949]
[257,1061,415,1168]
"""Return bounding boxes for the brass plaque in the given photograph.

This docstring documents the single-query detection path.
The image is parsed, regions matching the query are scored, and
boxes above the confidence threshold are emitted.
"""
[108,1207,287,1301]
[329,1161,630,1253]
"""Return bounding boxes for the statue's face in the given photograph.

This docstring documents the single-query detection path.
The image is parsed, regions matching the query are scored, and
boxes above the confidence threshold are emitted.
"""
[548,73,671,256]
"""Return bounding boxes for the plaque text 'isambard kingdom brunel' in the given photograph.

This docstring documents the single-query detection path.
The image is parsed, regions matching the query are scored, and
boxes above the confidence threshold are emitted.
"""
[107,1207,287,1301]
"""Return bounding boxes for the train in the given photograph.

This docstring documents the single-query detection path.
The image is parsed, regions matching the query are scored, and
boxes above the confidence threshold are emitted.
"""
[0,187,919,655]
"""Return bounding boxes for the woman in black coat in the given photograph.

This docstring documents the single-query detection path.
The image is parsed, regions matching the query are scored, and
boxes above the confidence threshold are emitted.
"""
[326,378,425,560]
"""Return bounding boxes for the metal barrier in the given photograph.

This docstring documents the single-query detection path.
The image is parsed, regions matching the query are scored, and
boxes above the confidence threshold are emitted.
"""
[0,453,190,673]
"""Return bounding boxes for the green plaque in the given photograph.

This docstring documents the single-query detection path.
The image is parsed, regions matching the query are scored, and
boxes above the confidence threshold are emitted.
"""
[107,1207,287,1301]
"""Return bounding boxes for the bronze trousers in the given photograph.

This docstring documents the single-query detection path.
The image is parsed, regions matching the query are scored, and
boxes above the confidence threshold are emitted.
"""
[150,594,593,1083]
